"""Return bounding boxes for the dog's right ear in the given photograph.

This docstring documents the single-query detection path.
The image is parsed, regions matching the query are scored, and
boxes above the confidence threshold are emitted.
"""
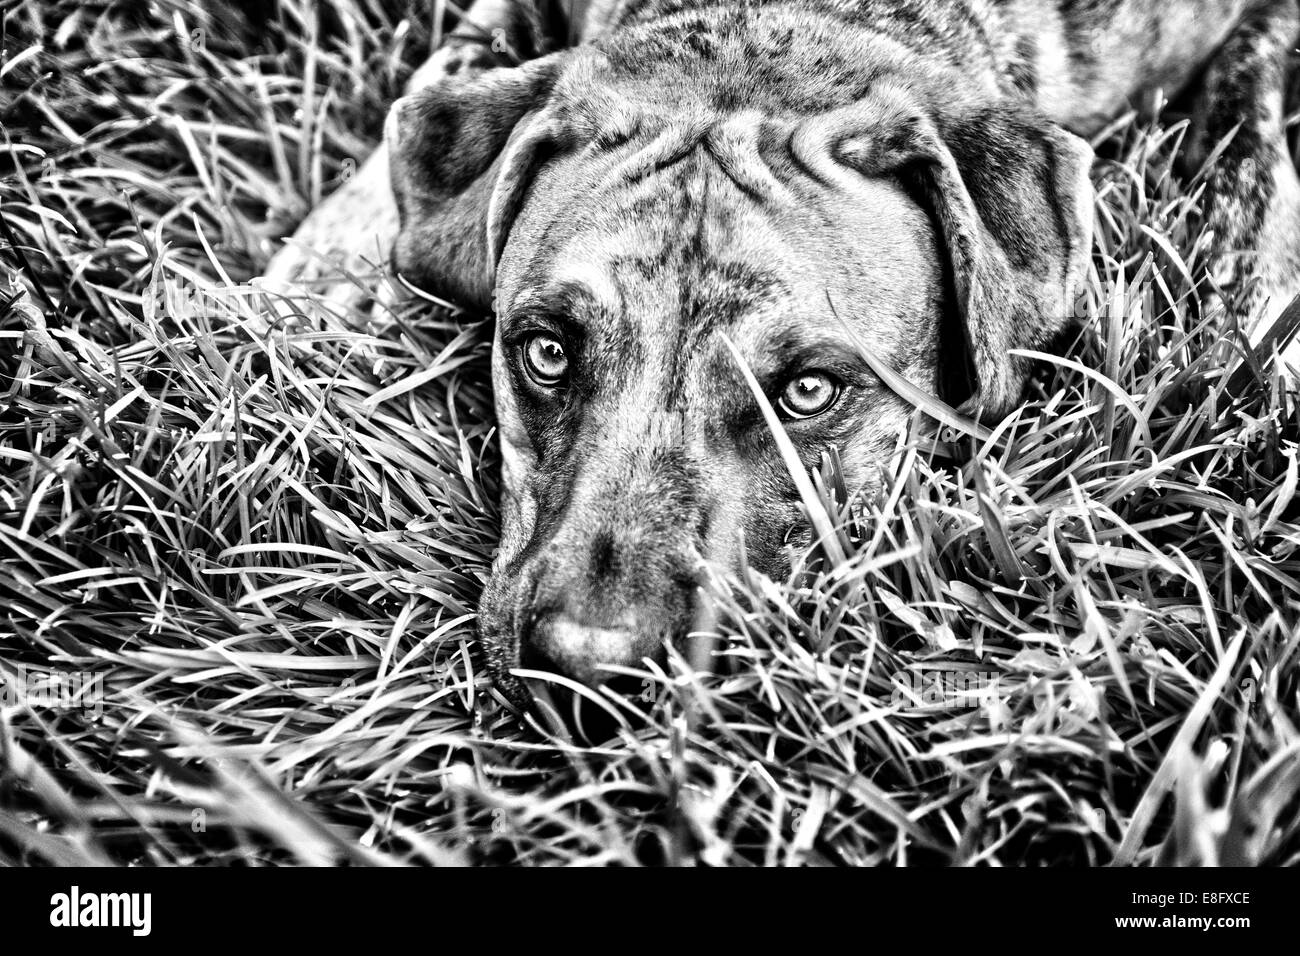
[387,55,567,310]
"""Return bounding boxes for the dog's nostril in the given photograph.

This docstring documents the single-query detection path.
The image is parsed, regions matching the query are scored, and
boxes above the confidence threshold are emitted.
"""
[518,637,564,677]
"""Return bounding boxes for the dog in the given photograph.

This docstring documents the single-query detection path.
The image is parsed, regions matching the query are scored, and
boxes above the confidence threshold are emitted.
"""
[264,0,1300,705]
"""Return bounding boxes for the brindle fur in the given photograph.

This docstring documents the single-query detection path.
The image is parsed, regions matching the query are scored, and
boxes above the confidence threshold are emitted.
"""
[266,0,1300,704]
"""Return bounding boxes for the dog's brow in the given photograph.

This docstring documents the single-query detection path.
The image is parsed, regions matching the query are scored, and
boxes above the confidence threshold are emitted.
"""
[506,279,601,320]
[756,334,875,385]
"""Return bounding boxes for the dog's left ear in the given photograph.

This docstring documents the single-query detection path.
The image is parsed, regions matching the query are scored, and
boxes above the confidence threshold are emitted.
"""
[922,108,1094,416]
[844,105,1094,416]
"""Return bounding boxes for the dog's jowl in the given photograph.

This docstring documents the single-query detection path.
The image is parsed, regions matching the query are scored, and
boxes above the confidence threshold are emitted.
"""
[268,0,1300,703]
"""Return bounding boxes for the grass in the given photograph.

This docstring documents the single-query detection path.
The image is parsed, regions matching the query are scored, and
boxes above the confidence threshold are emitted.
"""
[2,0,1299,867]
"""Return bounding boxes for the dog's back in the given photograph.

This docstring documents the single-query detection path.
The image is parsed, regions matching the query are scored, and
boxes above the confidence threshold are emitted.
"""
[573,0,1251,133]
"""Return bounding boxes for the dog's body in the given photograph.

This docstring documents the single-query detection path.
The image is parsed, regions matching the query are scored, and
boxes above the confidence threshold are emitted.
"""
[265,0,1300,703]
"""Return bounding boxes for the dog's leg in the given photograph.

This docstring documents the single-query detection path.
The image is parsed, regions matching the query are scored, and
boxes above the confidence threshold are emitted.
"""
[1191,0,1300,366]
[259,1,564,313]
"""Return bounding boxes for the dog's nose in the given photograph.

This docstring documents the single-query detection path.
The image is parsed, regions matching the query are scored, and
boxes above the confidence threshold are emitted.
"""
[525,614,652,685]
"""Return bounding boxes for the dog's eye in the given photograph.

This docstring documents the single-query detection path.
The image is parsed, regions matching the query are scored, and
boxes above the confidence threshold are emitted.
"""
[521,333,569,386]
[778,371,840,419]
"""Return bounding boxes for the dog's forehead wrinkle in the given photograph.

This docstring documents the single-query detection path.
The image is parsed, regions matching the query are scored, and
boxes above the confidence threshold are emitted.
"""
[564,92,797,203]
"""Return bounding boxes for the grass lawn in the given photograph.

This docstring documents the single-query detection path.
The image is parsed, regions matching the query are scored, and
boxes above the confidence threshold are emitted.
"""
[1,0,1299,866]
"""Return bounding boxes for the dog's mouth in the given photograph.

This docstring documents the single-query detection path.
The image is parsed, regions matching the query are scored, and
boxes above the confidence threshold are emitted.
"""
[521,670,659,743]
[482,623,673,741]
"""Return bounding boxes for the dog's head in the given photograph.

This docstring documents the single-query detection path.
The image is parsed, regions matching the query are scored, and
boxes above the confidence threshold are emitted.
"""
[387,46,1093,703]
